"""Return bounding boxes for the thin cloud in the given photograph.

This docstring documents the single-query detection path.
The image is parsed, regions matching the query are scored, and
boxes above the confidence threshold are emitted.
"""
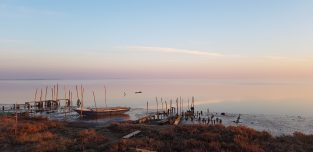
[265,56,290,60]
[264,56,309,62]
[127,46,225,57]
[0,4,64,18]
[0,39,25,43]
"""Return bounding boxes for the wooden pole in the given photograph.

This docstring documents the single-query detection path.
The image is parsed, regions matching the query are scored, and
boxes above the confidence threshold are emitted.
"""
[179,96,182,114]
[15,102,18,135]
[161,98,163,111]
[68,90,71,106]
[40,89,42,101]
[156,97,158,114]
[146,101,148,115]
[64,85,67,99]
[170,100,172,115]
[156,97,159,119]
[39,89,42,108]
[182,99,184,112]
[176,98,178,116]
[188,99,189,110]
[82,88,84,115]
[34,89,38,101]
[53,85,56,100]
[76,85,79,100]
[45,86,48,101]
[104,85,107,107]
[93,91,97,111]
[56,84,59,101]
[192,96,194,107]
[180,100,181,115]
[51,88,54,100]
[68,90,70,100]
[70,90,73,106]
[165,101,167,114]
[80,85,83,117]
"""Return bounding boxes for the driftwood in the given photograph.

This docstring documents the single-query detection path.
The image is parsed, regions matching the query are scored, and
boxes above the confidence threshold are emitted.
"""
[174,116,182,126]
[122,130,141,139]
[134,148,156,152]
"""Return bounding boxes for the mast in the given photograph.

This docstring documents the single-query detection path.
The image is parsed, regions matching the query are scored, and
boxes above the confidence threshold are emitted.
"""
[93,91,97,111]
[76,85,79,100]
[80,84,83,117]
[104,85,107,107]
[45,86,48,101]
[34,89,38,101]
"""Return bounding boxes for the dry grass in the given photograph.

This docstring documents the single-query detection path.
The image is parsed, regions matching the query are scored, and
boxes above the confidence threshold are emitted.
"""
[16,131,55,143]
[0,116,109,151]
[1,116,313,152]
[108,122,313,152]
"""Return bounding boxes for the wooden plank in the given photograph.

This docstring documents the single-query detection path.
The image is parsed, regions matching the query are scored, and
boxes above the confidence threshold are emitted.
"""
[158,119,169,125]
[122,130,141,139]
[174,116,182,125]
[134,148,156,152]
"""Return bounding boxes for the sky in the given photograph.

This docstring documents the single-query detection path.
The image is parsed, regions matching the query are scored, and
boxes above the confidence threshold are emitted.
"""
[1,0,313,79]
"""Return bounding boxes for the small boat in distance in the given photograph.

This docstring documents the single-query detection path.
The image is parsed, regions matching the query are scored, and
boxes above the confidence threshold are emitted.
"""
[75,85,130,116]
[135,91,142,94]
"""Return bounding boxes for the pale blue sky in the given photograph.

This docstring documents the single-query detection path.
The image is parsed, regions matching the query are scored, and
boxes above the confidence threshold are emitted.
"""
[1,0,313,79]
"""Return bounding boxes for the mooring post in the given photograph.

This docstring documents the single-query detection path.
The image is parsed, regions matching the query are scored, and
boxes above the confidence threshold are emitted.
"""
[64,85,67,100]
[170,100,172,115]
[53,85,56,100]
[68,90,71,106]
[104,85,107,108]
[70,90,73,106]
[45,86,48,101]
[80,85,84,117]
[179,96,182,115]
[165,101,167,115]
[15,102,18,135]
[156,97,159,119]
[34,89,38,102]
[161,98,163,112]
[56,84,59,101]
[146,101,149,115]
[51,88,54,101]
[40,89,42,102]
[188,99,189,110]
[176,98,178,116]
[181,99,184,113]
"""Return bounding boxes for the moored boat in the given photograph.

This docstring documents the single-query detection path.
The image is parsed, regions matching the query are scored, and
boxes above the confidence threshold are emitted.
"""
[74,85,131,116]
[74,107,130,116]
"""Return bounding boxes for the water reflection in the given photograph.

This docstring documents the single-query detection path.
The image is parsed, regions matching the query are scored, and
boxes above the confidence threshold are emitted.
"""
[1,79,313,116]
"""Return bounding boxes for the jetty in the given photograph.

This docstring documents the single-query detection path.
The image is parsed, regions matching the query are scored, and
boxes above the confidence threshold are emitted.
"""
[134,96,222,126]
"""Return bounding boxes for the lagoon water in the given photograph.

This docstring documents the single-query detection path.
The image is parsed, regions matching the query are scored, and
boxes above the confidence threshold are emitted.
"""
[1,79,313,117]
[1,79,313,135]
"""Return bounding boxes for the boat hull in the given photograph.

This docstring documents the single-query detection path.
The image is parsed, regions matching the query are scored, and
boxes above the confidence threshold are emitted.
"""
[74,107,130,116]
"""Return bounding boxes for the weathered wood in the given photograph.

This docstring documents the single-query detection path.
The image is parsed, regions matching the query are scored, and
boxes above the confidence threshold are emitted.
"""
[174,116,182,125]
[93,91,97,111]
[146,101,148,114]
[158,118,169,125]
[104,85,107,107]
[133,148,156,152]
[122,130,141,139]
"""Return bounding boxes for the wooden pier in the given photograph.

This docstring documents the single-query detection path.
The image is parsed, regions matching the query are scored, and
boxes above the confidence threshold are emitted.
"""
[1,98,75,116]
[135,96,223,126]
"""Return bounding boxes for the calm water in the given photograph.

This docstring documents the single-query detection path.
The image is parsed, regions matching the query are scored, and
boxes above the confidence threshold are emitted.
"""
[1,79,313,117]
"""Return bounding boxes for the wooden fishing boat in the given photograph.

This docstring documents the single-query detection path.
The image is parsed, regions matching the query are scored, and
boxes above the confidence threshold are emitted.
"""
[74,107,130,116]
[74,85,130,116]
